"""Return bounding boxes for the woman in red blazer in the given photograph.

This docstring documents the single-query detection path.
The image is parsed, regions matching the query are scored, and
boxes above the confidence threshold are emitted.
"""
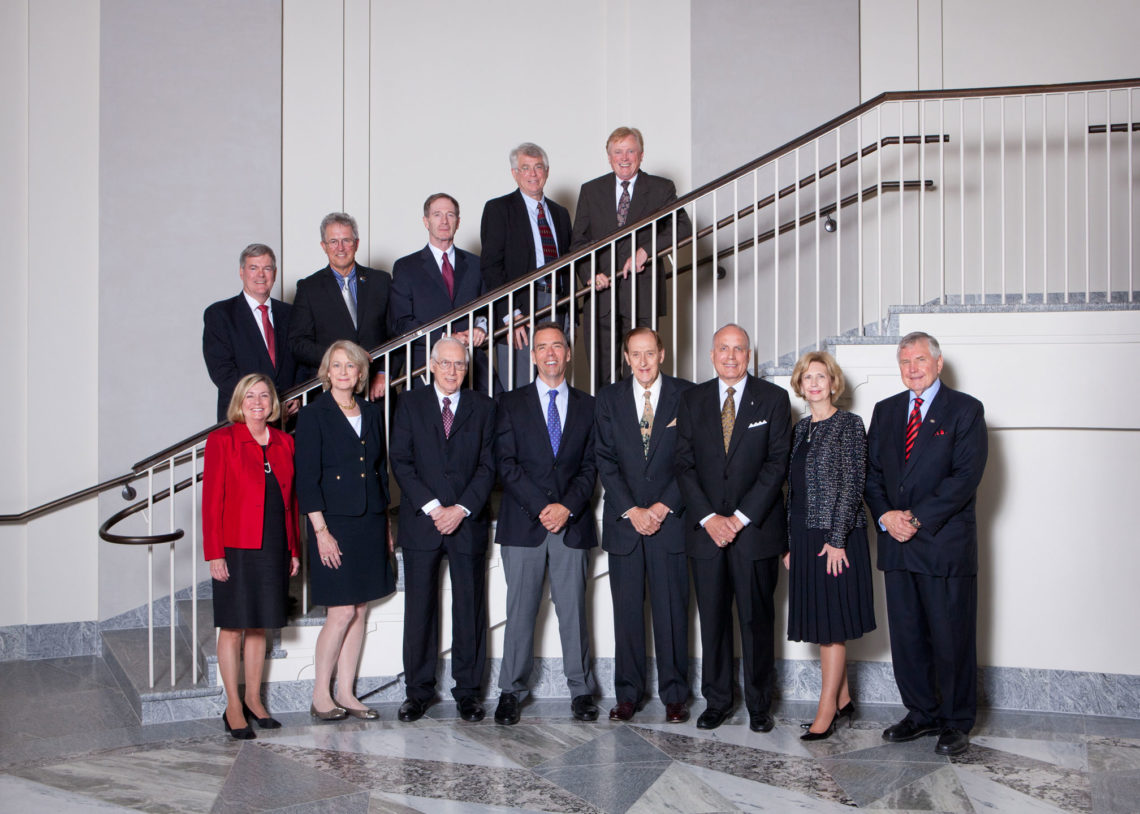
[203,373,300,739]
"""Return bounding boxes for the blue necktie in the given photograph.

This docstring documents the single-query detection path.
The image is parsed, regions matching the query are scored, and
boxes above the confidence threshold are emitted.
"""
[547,389,561,457]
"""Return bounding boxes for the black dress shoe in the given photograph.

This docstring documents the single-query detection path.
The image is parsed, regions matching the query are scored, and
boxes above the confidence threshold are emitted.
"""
[494,693,520,725]
[243,702,282,729]
[222,710,255,740]
[398,698,429,723]
[749,711,775,733]
[457,696,485,722]
[571,695,599,721]
[609,701,636,721]
[935,727,969,756]
[665,703,690,723]
[883,718,941,742]
[696,706,731,730]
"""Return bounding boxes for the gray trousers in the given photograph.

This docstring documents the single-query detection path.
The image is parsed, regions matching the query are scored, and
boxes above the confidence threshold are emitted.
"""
[498,531,596,699]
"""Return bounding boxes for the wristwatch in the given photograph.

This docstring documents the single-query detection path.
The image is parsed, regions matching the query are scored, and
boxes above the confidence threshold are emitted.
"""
[908,514,922,529]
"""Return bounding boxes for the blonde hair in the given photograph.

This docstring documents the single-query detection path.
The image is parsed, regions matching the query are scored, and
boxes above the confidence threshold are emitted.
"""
[790,350,846,401]
[317,340,370,394]
[606,126,644,152]
[226,373,282,424]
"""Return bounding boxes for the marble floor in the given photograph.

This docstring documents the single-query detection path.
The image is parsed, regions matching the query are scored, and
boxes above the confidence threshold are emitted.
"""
[1,657,1138,813]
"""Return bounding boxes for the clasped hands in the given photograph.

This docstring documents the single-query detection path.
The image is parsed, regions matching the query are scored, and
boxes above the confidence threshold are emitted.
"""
[704,513,744,548]
[882,509,920,543]
[626,503,669,537]
[539,503,571,534]
[428,504,467,536]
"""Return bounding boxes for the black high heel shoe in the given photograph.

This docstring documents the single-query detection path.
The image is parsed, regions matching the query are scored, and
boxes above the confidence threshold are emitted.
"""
[223,710,256,740]
[243,702,282,729]
[801,715,838,741]
[802,701,856,729]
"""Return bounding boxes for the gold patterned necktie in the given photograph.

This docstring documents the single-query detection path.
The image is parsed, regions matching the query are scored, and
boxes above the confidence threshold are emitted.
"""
[640,389,653,458]
[721,386,735,452]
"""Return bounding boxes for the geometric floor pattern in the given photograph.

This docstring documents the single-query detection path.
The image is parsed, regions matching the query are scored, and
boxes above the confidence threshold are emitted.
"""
[2,656,1138,813]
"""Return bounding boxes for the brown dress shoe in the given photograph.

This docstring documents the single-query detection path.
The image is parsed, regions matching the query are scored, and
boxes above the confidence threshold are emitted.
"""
[665,703,690,723]
[609,701,636,721]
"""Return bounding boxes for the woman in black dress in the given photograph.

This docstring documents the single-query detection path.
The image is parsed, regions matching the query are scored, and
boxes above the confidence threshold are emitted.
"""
[783,351,875,741]
[296,340,395,721]
[203,374,300,739]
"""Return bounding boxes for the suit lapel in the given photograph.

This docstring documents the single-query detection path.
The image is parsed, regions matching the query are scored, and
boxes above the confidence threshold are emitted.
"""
[421,247,452,301]
[901,387,945,478]
[726,376,759,461]
[601,173,619,228]
[627,172,650,223]
[355,266,373,333]
[646,376,675,462]
[525,383,556,460]
[560,387,583,460]
[234,296,274,370]
[269,300,288,372]
[509,191,538,272]
[449,389,474,435]
[322,267,357,335]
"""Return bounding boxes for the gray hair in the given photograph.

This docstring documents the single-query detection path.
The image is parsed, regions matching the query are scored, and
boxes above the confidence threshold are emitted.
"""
[898,331,942,359]
[238,243,276,269]
[711,322,751,351]
[320,212,359,242]
[430,335,471,364]
[510,142,549,170]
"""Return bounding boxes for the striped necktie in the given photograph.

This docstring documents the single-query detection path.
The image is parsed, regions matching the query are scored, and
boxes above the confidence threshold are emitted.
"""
[904,396,923,460]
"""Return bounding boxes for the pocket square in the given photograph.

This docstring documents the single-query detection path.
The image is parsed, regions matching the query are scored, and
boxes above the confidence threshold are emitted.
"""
[934,428,946,436]
[666,418,677,427]
[747,420,768,429]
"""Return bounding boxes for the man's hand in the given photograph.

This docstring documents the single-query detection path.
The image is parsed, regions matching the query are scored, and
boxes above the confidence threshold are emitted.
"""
[471,327,487,347]
[453,330,470,345]
[285,398,301,417]
[539,503,571,534]
[369,371,387,400]
[593,272,611,291]
[620,247,650,277]
[626,506,662,537]
[704,514,739,548]
[512,324,530,350]
[429,505,466,536]
[648,502,670,524]
[882,509,918,543]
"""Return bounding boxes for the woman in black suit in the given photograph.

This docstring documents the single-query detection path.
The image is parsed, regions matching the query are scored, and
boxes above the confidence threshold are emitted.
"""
[296,340,395,721]
[783,351,875,741]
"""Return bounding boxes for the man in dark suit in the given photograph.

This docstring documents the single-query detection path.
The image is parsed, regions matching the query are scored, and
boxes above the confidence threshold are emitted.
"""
[492,321,599,725]
[390,193,489,390]
[289,212,391,398]
[676,323,792,732]
[203,243,298,422]
[570,126,692,384]
[390,336,496,724]
[865,331,988,757]
[480,142,573,392]
[595,327,693,723]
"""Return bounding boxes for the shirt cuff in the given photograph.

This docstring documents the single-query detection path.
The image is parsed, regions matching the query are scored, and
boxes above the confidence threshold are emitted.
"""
[458,504,471,517]
[475,317,489,332]
[422,499,441,514]
[699,513,714,527]
[734,510,751,528]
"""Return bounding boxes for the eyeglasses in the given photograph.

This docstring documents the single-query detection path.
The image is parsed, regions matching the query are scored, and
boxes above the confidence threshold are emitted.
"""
[433,360,468,371]
[514,163,547,175]
[323,238,357,248]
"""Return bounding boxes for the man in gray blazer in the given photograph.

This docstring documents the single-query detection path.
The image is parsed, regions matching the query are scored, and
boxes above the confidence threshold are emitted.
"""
[570,127,691,385]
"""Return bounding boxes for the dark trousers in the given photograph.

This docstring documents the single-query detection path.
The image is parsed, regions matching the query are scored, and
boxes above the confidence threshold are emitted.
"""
[884,569,978,731]
[581,269,663,386]
[401,545,487,703]
[691,548,779,713]
[609,540,691,705]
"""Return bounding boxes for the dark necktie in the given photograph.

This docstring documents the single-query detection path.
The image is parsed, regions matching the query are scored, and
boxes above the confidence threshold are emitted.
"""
[536,202,558,263]
[616,180,631,227]
[257,303,276,368]
[442,396,454,439]
[905,396,924,460]
[721,386,735,453]
[441,252,455,299]
[547,389,562,457]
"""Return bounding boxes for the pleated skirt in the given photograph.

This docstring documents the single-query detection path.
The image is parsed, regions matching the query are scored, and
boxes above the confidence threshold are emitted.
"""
[786,519,876,645]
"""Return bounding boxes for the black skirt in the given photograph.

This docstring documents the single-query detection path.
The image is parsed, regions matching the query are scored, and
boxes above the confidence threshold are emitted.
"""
[308,511,395,607]
[212,446,291,629]
[786,436,876,644]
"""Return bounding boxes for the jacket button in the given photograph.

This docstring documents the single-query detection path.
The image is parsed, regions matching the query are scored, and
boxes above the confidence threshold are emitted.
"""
[336,475,341,480]
[361,473,366,478]
[360,457,364,462]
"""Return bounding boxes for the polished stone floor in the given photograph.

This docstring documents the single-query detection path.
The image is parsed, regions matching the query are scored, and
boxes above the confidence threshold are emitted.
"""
[1,656,1138,813]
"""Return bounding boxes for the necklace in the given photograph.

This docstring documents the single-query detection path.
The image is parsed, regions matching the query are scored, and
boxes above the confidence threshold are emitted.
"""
[336,397,356,410]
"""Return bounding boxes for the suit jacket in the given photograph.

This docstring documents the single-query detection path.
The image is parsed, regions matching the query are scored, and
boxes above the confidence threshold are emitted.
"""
[389,246,485,338]
[390,386,496,556]
[569,171,692,287]
[202,423,299,561]
[289,265,391,379]
[494,381,598,550]
[595,374,692,556]
[480,189,572,325]
[675,375,793,560]
[202,293,298,422]
[295,391,389,517]
[865,384,988,577]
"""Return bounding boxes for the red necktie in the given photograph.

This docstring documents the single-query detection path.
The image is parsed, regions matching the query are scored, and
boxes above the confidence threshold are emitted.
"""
[441,252,455,299]
[536,202,558,263]
[257,304,276,368]
[904,396,923,460]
